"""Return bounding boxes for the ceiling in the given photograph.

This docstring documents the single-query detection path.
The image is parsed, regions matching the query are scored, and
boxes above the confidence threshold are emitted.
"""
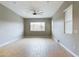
[0,1,64,18]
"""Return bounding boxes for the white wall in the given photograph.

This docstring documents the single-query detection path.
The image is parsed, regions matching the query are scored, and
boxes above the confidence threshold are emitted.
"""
[0,4,24,46]
[52,1,79,56]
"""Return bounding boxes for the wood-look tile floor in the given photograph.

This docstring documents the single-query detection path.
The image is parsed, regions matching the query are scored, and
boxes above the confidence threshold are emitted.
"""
[0,38,73,57]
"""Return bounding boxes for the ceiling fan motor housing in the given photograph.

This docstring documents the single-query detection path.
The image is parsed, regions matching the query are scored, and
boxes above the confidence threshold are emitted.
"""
[33,12,37,15]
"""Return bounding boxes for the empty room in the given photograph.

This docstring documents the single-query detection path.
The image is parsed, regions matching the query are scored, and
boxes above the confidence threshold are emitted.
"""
[0,1,79,57]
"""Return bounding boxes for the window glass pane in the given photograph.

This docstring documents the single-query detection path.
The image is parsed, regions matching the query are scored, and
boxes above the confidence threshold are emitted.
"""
[64,5,73,34]
[30,22,45,31]
[65,5,72,22]
[65,22,72,34]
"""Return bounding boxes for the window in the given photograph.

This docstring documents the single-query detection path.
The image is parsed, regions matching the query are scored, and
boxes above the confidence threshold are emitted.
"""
[64,5,73,34]
[30,22,45,31]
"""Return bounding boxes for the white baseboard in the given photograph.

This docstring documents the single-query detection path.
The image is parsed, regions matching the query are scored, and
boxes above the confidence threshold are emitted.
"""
[54,38,78,57]
[59,42,78,57]
[0,37,21,48]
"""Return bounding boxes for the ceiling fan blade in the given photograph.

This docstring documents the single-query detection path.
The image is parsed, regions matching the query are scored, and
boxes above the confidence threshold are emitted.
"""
[30,8,36,12]
[39,11,44,13]
[36,13,43,15]
[37,11,44,14]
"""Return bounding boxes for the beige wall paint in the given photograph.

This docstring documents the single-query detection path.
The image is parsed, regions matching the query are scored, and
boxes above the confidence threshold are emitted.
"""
[0,4,24,46]
[24,18,52,37]
[52,1,79,56]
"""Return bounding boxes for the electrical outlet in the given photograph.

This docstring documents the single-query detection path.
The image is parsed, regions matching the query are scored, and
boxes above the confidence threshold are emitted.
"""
[57,40,60,42]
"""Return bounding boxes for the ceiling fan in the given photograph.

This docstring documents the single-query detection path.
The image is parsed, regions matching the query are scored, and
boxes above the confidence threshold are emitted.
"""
[30,8,44,15]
